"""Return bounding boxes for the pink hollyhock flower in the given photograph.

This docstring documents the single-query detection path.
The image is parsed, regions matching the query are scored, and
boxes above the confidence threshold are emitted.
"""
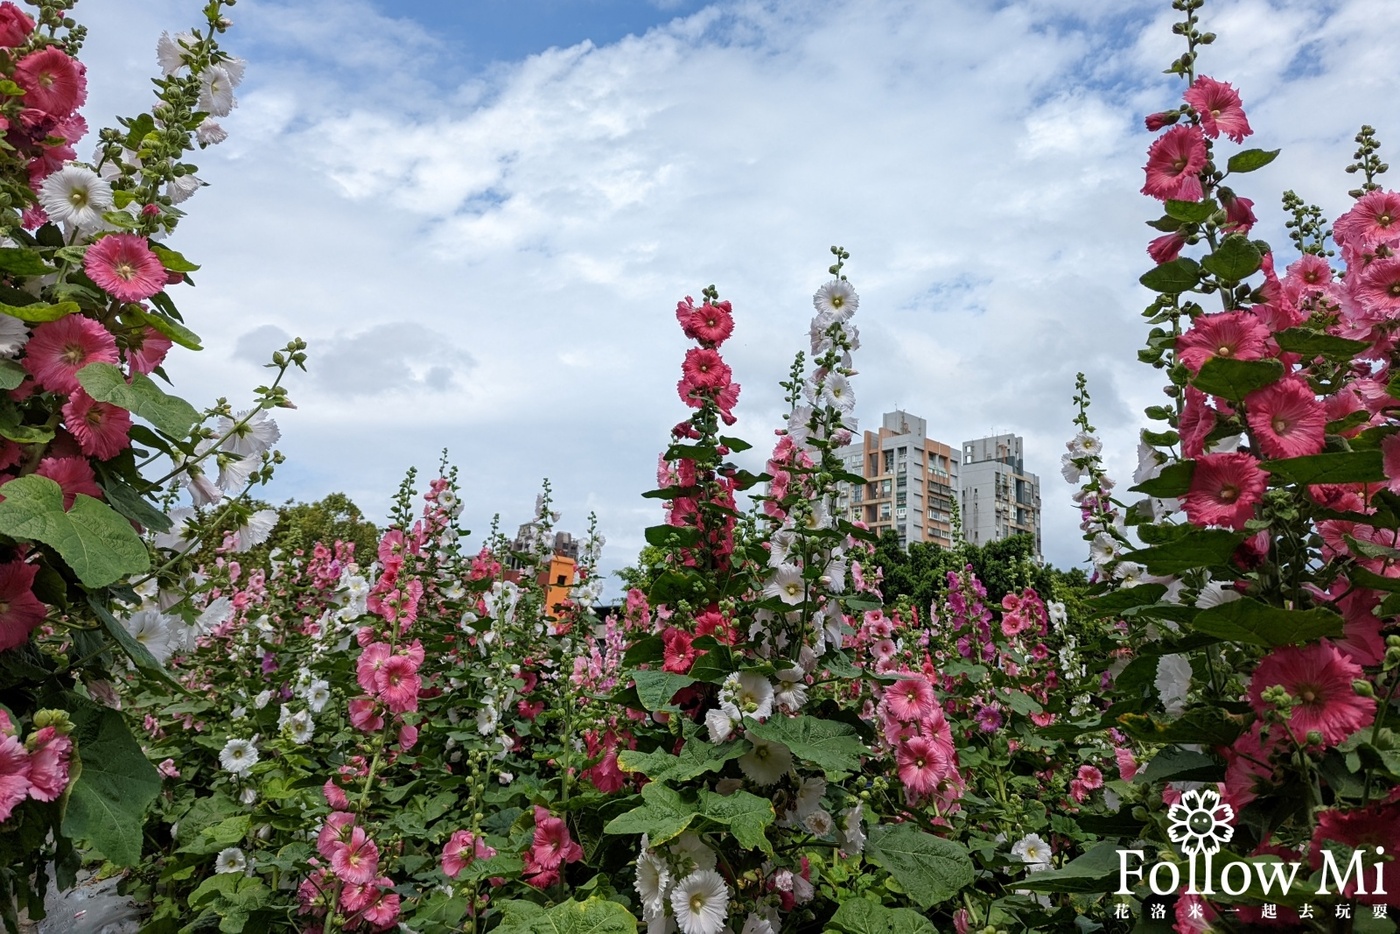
[1147,232,1186,264]
[323,779,349,811]
[974,705,1002,732]
[1244,376,1325,459]
[522,852,560,890]
[330,826,379,885]
[1114,747,1138,782]
[1076,764,1104,791]
[373,654,420,713]
[347,697,384,733]
[359,882,401,929]
[356,642,391,693]
[398,723,418,750]
[1333,189,1400,253]
[681,347,731,391]
[1355,256,1400,315]
[1183,75,1252,143]
[1182,451,1268,530]
[23,315,120,395]
[84,235,166,303]
[14,48,85,116]
[0,560,46,653]
[317,811,357,858]
[1221,721,1278,810]
[62,389,132,461]
[681,300,735,346]
[0,2,34,47]
[530,806,582,869]
[896,736,948,796]
[661,627,696,673]
[23,725,71,802]
[339,879,377,913]
[886,677,935,722]
[1141,125,1208,201]
[1248,642,1375,747]
[442,829,496,879]
[1175,310,1271,373]
[1308,799,1400,903]
[0,733,31,821]
[1144,111,1177,132]
[157,758,180,779]
[125,327,172,375]
[1222,192,1256,233]
[1384,434,1400,495]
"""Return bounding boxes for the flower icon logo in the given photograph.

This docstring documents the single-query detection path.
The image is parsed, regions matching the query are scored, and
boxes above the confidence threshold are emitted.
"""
[1166,788,1235,855]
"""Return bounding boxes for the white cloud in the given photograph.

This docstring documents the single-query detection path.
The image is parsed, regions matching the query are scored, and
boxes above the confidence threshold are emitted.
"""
[68,0,1400,590]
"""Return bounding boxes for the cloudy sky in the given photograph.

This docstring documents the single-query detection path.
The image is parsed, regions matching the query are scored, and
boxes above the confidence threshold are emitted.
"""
[71,0,1399,592]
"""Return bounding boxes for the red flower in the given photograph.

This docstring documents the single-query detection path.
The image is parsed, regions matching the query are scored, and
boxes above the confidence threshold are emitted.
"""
[13,48,85,117]
[661,627,696,673]
[23,315,120,395]
[1248,641,1375,747]
[1175,310,1271,373]
[0,560,46,652]
[62,389,133,461]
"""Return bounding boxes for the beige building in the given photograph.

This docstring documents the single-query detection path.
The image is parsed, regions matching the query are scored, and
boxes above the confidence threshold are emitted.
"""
[834,410,959,548]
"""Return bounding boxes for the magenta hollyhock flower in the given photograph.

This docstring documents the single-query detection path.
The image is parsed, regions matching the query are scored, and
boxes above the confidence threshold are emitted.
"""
[885,677,935,722]
[1355,256,1400,315]
[0,560,46,653]
[13,47,85,116]
[1141,125,1208,201]
[339,879,377,913]
[682,301,734,346]
[359,882,401,928]
[0,733,30,821]
[373,654,420,714]
[1244,376,1326,459]
[1183,75,1252,143]
[1076,764,1104,791]
[317,811,357,858]
[1179,387,1216,459]
[1182,451,1268,530]
[1147,232,1186,264]
[330,826,379,885]
[896,736,948,796]
[323,779,349,811]
[1333,189,1400,252]
[62,389,132,461]
[661,627,696,673]
[356,642,391,693]
[83,234,166,303]
[347,697,384,733]
[681,347,731,391]
[125,326,172,375]
[441,829,496,879]
[1308,800,1400,903]
[974,705,1002,732]
[23,725,71,802]
[1222,192,1256,233]
[1175,310,1272,373]
[0,2,35,48]
[530,806,582,869]
[22,315,119,395]
[1249,641,1375,746]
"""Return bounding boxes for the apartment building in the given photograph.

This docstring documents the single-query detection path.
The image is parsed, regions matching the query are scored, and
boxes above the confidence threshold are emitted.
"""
[959,433,1042,560]
[833,410,960,548]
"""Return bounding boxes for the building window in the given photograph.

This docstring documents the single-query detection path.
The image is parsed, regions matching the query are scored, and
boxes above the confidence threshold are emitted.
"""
[555,574,567,586]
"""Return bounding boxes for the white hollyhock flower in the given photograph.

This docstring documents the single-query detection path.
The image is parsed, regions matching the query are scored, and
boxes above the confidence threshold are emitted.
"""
[704,708,736,744]
[0,315,27,358]
[1114,561,1147,587]
[38,165,113,232]
[157,31,197,74]
[1195,580,1242,609]
[1089,532,1119,567]
[253,690,272,710]
[196,118,228,146]
[818,374,855,413]
[165,172,203,205]
[199,65,237,116]
[214,847,246,874]
[216,451,257,493]
[1011,833,1052,872]
[1135,438,1167,485]
[740,914,774,934]
[668,832,717,873]
[476,703,499,736]
[812,280,858,320]
[219,738,258,776]
[802,809,834,837]
[670,869,729,934]
[1066,431,1103,458]
[737,733,792,786]
[773,667,807,713]
[283,708,314,744]
[1155,654,1193,716]
[793,777,826,817]
[219,409,281,458]
[153,506,197,552]
[1046,602,1067,630]
[1060,452,1085,484]
[720,672,774,720]
[635,851,672,920]
[304,679,331,713]
[840,804,866,853]
[123,608,176,664]
[233,508,278,552]
[763,564,806,606]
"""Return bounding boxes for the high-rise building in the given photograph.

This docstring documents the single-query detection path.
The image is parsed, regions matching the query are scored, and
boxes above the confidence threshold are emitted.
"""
[834,410,960,548]
[959,434,1042,560]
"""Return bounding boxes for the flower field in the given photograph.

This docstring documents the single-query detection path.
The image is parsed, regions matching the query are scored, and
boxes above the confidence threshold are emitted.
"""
[1,1,1398,932]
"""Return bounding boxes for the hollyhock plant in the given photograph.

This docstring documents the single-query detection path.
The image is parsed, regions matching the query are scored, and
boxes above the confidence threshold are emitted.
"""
[1182,75,1252,143]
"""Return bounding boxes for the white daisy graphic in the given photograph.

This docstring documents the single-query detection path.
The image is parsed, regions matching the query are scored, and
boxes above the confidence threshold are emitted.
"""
[1166,787,1235,855]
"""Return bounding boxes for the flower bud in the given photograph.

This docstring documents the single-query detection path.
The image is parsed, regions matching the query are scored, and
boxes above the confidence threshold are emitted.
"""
[1353,679,1375,698]
[1306,730,1324,746]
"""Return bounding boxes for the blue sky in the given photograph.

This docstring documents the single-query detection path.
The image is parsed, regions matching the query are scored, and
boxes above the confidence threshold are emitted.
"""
[71,0,1400,592]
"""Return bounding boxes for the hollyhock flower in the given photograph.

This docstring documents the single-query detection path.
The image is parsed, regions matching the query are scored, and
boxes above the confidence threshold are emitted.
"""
[896,736,948,796]
[1221,721,1276,810]
[1333,189,1400,252]
[23,315,120,394]
[215,847,247,874]
[196,118,228,146]
[764,564,805,605]
[1141,125,1207,201]
[1114,747,1138,782]
[199,65,237,116]
[0,560,46,653]
[662,627,697,674]
[531,806,583,868]
[813,280,858,320]
[1222,191,1256,233]
[32,456,103,509]
[705,707,737,743]
[1011,833,1052,872]
[636,851,671,919]
[1308,800,1400,903]
[62,389,132,461]
[738,732,792,786]
[1182,451,1268,530]
[679,300,734,346]
[1183,75,1252,143]
[1174,310,1271,373]
[442,830,496,878]
[1076,764,1104,791]
[84,234,166,303]
[323,780,349,811]
[1248,641,1375,746]
[1147,232,1186,264]
[359,883,401,929]
[0,2,34,47]
[1244,376,1325,459]
[721,671,774,720]
[37,164,113,232]
[886,677,935,722]
[330,826,380,885]
[0,734,31,821]
[122,608,176,665]
[681,348,731,391]
[156,31,197,75]
[974,705,1002,732]
[374,654,420,713]
[670,869,730,934]
[14,48,86,116]
[317,811,357,857]
[348,698,384,732]
[123,324,174,374]
[1356,256,1400,315]
[0,317,28,359]
[219,738,258,776]
[356,642,392,693]
[219,408,281,457]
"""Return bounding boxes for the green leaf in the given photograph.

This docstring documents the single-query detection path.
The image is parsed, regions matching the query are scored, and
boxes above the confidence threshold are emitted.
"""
[1164,200,1216,223]
[1016,842,1126,894]
[1085,584,1167,615]
[184,815,251,856]
[127,305,202,351]
[150,244,200,272]
[617,730,747,783]
[602,782,697,846]
[1117,708,1244,747]
[100,474,173,532]
[631,670,695,711]
[718,436,752,453]
[1135,745,1221,784]
[0,476,150,588]
[77,363,199,439]
[1191,357,1282,401]
[496,898,638,934]
[825,898,937,934]
[0,249,54,277]
[697,788,774,854]
[0,300,77,323]
[0,359,24,390]
[0,404,54,445]
[1274,328,1371,359]
[1226,148,1280,173]
[1139,257,1201,293]
[1129,459,1194,497]
[61,699,162,866]
[1265,450,1385,486]
[1122,529,1245,574]
[1192,597,1342,647]
[1200,235,1263,282]
[746,714,866,775]
[865,824,974,909]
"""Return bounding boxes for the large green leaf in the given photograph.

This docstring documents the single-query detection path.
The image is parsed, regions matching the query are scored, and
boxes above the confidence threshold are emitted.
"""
[1122,529,1245,574]
[1139,257,1201,293]
[495,898,638,934]
[1117,708,1244,747]
[0,300,77,323]
[0,359,25,391]
[1265,450,1385,486]
[1226,148,1280,173]
[1201,235,1263,281]
[746,714,865,775]
[865,824,974,909]
[1164,200,1216,223]
[825,898,937,934]
[1130,459,1194,497]
[126,305,202,351]
[61,699,162,866]
[1135,745,1221,785]
[77,363,199,439]
[1016,842,1125,894]
[631,670,695,711]
[0,248,55,277]
[1191,357,1282,401]
[602,782,696,846]
[1274,328,1370,359]
[617,733,747,783]
[0,476,150,587]
[1192,598,1342,647]
[698,788,774,855]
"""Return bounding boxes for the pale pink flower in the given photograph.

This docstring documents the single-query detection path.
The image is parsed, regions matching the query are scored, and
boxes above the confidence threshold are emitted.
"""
[317,811,357,859]
[23,725,71,801]
[0,733,30,821]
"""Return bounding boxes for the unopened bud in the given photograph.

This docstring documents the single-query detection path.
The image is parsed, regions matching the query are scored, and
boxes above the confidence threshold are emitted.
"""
[1354,679,1375,698]
[1306,730,1324,746]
